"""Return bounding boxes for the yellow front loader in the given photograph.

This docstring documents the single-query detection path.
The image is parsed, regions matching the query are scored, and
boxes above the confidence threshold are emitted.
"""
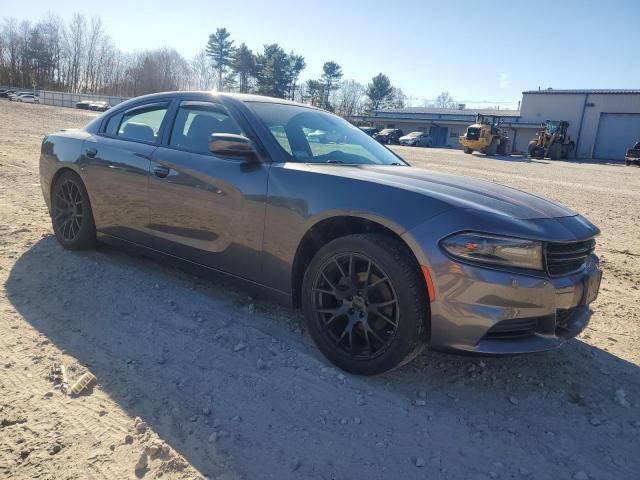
[460,114,511,156]
[527,120,575,160]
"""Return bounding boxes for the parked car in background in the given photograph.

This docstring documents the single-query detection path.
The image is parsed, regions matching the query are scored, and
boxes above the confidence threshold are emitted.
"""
[17,94,39,104]
[89,101,111,112]
[399,131,433,147]
[625,141,640,166]
[359,127,379,137]
[39,91,602,375]
[1,89,17,98]
[76,100,94,110]
[374,128,404,145]
[9,92,32,101]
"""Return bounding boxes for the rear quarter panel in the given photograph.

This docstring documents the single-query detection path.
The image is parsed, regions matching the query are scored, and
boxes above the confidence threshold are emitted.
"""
[39,130,91,210]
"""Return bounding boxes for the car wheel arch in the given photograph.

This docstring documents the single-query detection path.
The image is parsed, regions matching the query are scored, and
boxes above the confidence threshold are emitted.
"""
[290,215,426,309]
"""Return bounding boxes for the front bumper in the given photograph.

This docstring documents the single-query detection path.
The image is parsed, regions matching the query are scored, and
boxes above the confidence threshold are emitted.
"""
[429,256,601,354]
[402,211,602,354]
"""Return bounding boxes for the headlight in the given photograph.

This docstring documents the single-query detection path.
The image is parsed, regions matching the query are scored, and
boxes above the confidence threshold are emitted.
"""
[440,233,543,270]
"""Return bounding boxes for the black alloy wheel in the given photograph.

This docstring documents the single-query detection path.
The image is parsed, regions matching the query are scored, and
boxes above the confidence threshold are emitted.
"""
[302,234,428,375]
[311,252,400,360]
[51,171,96,249]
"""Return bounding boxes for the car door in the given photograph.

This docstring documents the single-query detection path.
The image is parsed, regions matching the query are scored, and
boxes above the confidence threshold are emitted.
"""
[147,99,270,282]
[81,101,171,245]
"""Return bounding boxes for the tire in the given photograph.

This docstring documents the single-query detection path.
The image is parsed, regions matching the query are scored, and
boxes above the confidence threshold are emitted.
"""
[463,147,473,154]
[527,142,539,157]
[50,171,97,250]
[626,159,631,166]
[548,142,562,160]
[485,138,498,156]
[301,234,428,375]
[498,139,511,156]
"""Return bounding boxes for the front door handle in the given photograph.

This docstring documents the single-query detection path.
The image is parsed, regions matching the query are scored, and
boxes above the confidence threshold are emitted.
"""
[85,147,97,158]
[152,165,170,178]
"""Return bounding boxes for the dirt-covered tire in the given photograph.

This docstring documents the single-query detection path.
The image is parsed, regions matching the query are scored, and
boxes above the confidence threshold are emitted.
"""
[548,142,562,160]
[527,142,538,157]
[50,171,96,250]
[301,234,429,375]
[498,139,511,156]
[485,138,498,156]
[463,147,473,154]
[626,159,631,166]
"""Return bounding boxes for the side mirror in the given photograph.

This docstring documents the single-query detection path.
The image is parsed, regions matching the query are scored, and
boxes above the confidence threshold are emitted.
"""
[208,133,256,159]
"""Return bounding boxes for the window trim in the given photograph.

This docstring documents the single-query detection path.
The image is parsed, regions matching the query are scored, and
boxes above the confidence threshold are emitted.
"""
[98,101,171,146]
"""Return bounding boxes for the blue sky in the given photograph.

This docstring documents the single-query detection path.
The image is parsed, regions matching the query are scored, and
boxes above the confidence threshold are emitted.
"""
[4,0,638,107]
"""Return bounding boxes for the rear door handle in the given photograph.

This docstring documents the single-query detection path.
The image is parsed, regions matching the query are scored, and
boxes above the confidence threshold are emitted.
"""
[85,147,97,158]
[152,165,170,178]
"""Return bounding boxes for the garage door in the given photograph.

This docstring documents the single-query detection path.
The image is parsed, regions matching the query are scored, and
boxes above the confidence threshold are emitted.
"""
[594,113,640,160]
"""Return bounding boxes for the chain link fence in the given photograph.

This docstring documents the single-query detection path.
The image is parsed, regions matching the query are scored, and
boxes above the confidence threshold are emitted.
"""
[39,90,129,108]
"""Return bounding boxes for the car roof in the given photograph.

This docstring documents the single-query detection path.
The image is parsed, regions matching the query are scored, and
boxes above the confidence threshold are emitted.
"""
[119,91,321,110]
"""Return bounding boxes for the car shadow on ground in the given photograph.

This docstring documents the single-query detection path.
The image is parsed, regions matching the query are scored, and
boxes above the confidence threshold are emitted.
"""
[5,236,640,479]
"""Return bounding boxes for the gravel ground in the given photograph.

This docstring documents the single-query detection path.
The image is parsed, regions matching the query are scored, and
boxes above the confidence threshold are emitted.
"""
[0,100,639,480]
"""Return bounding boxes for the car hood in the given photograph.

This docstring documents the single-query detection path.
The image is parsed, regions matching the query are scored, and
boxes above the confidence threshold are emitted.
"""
[304,164,576,220]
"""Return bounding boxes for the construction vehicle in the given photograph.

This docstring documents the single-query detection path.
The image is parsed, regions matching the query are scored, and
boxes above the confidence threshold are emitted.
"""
[460,114,511,155]
[527,120,574,160]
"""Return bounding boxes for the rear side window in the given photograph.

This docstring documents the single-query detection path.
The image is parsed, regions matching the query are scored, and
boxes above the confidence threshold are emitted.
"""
[169,101,242,155]
[104,103,168,143]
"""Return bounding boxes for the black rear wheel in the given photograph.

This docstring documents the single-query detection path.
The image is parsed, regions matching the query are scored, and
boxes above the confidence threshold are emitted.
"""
[51,171,96,250]
[302,234,428,375]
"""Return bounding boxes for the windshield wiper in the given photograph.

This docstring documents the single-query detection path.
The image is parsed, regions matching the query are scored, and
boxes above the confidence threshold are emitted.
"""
[325,160,345,164]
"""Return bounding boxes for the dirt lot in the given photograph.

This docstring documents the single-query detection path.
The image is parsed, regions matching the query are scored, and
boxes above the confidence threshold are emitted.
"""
[0,100,639,480]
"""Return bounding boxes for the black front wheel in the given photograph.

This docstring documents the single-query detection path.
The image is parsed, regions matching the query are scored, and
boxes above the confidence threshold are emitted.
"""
[51,171,96,250]
[302,234,428,375]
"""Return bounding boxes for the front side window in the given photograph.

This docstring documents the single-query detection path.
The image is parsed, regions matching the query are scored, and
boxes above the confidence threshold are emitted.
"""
[106,103,168,143]
[169,101,243,154]
[248,102,407,165]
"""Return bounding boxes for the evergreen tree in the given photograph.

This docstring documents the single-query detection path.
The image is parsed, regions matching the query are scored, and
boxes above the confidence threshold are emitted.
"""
[231,43,256,93]
[205,28,235,91]
[366,73,393,111]
[320,61,343,108]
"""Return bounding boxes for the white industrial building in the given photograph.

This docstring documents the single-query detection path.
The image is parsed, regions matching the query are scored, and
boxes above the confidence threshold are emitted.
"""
[518,89,640,159]
[359,89,640,160]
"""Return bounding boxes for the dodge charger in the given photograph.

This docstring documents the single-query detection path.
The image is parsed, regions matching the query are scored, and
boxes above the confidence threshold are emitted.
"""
[39,92,602,375]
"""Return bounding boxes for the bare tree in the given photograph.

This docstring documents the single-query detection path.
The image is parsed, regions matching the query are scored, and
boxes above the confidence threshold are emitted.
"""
[434,91,456,108]
[64,14,86,92]
[82,16,104,92]
[190,50,215,90]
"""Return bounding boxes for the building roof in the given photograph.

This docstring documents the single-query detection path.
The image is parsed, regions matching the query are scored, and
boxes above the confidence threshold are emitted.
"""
[370,106,520,117]
[523,89,640,95]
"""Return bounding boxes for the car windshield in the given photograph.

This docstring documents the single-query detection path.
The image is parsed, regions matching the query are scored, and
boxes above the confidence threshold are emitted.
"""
[379,129,394,135]
[248,102,407,165]
[407,132,422,137]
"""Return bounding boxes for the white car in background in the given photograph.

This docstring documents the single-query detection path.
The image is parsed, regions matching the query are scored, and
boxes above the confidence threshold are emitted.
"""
[10,92,36,102]
[17,94,39,104]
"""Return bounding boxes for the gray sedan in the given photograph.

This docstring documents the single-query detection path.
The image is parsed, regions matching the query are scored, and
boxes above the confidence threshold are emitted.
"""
[39,92,602,375]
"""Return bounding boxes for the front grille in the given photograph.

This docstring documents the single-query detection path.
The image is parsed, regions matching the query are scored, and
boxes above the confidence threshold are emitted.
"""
[545,239,595,276]
[466,127,481,140]
[486,318,539,339]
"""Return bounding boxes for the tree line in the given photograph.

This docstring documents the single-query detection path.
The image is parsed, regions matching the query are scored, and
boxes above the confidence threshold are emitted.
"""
[0,14,456,116]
